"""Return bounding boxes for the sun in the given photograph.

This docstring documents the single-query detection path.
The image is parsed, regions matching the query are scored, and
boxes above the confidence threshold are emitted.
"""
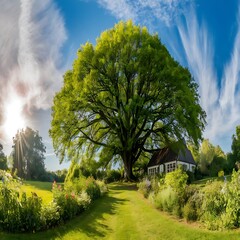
[2,99,26,139]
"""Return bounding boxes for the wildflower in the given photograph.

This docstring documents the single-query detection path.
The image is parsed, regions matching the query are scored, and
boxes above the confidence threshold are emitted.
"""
[52,181,57,189]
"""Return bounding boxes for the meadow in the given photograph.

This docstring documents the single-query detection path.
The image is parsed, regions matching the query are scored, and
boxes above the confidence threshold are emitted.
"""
[1,181,240,240]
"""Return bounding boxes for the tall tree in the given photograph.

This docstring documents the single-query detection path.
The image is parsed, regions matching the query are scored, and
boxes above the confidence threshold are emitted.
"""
[50,21,206,180]
[227,125,240,172]
[0,143,7,170]
[12,127,46,179]
[189,139,227,176]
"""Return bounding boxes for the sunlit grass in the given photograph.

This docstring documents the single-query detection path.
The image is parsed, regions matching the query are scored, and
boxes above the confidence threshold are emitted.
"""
[1,182,240,239]
[21,181,53,204]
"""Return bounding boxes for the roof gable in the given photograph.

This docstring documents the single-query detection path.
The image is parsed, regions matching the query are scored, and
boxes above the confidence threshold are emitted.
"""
[147,146,196,167]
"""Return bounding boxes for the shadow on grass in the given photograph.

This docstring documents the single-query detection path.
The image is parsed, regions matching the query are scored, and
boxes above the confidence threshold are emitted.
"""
[109,183,137,192]
[48,193,127,239]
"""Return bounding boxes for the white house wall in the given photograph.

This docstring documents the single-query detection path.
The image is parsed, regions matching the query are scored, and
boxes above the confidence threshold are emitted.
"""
[148,161,196,175]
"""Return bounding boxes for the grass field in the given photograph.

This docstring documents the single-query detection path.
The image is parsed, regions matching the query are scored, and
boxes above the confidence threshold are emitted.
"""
[21,181,53,204]
[1,182,240,239]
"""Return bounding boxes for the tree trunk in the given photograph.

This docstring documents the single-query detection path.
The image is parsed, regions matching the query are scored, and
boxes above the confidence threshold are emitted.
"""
[121,151,137,181]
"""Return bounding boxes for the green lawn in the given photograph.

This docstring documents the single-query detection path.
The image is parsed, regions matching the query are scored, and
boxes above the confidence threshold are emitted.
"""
[1,182,240,239]
[21,181,53,204]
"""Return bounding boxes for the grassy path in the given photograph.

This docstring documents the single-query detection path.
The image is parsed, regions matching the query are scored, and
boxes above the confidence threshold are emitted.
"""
[1,183,240,239]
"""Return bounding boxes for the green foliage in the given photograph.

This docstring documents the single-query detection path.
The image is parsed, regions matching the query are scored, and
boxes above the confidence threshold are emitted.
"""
[218,170,224,178]
[224,170,240,228]
[137,178,152,198]
[189,139,227,177]
[52,181,91,221]
[0,144,7,170]
[105,169,122,183]
[154,187,180,215]
[0,172,107,233]
[0,180,42,232]
[50,20,205,180]
[12,127,46,180]
[41,202,61,229]
[164,167,188,192]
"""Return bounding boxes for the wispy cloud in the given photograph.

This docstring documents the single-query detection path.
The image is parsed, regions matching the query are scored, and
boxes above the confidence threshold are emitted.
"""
[176,9,220,138]
[0,0,67,141]
[176,7,240,147]
[97,0,191,26]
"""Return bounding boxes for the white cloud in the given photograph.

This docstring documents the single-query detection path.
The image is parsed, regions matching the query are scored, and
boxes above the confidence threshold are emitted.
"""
[0,0,67,141]
[97,0,136,20]
[97,0,191,26]
[176,7,240,149]
[176,10,220,136]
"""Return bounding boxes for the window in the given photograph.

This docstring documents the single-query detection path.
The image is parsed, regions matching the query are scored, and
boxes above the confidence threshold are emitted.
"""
[166,162,176,173]
[182,164,188,171]
[149,166,159,175]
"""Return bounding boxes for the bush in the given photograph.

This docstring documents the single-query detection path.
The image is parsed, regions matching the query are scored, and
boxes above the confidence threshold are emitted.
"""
[52,181,91,221]
[137,178,151,198]
[182,185,203,222]
[0,183,43,233]
[164,167,188,192]
[85,177,101,200]
[154,187,180,215]
[0,173,106,233]
[200,181,226,230]
[41,202,61,229]
[19,192,42,232]
[224,170,240,228]
[105,170,122,183]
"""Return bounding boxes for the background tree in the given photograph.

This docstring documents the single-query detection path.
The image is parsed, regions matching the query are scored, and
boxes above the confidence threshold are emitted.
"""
[189,139,227,177]
[12,127,46,180]
[50,21,206,180]
[0,143,8,170]
[225,125,240,173]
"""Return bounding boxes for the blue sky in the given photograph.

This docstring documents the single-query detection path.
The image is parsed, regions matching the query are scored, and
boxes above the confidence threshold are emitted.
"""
[0,0,239,170]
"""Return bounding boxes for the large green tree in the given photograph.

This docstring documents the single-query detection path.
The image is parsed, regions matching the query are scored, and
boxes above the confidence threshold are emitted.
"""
[12,127,46,180]
[50,21,206,180]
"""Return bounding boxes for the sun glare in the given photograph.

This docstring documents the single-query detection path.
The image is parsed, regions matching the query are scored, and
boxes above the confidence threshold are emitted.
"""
[3,100,26,139]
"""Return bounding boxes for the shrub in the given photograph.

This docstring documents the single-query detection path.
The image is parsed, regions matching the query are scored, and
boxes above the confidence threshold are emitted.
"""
[41,202,61,229]
[164,167,188,192]
[52,182,86,221]
[182,185,203,222]
[224,170,240,228]
[105,170,122,183]
[0,183,43,233]
[200,181,226,230]
[154,187,179,215]
[96,180,108,195]
[0,173,106,233]
[137,178,151,198]
[0,185,21,232]
[85,177,101,200]
[19,192,42,232]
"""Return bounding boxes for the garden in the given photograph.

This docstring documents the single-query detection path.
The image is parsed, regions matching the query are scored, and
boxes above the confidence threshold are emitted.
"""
[138,167,240,230]
[0,170,107,233]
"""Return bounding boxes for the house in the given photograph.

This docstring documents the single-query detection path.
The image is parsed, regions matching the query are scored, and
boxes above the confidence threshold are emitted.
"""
[147,146,196,175]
